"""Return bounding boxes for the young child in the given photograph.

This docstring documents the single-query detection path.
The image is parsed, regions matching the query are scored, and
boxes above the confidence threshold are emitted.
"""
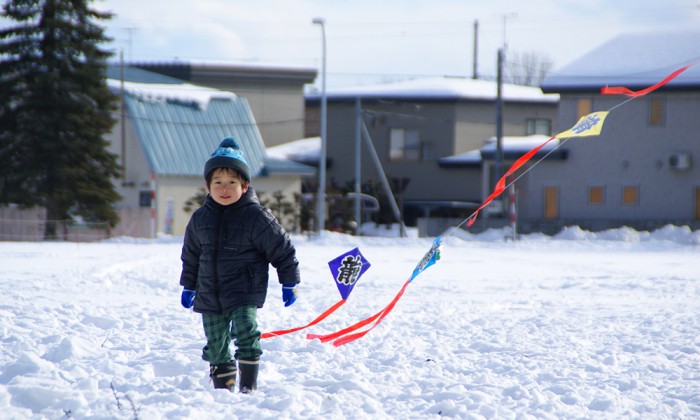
[179,136,300,393]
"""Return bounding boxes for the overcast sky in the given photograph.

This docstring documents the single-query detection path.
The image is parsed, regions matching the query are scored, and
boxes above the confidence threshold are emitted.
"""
[5,0,700,88]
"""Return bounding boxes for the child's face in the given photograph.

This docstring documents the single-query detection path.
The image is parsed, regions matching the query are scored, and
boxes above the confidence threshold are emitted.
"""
[207,168,249,206]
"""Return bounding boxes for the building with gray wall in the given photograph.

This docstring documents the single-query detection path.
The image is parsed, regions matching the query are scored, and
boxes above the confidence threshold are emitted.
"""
[531,31,700,233]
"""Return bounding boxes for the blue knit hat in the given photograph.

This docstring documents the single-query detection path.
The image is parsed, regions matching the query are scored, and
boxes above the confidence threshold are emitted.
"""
[204,137,251,182]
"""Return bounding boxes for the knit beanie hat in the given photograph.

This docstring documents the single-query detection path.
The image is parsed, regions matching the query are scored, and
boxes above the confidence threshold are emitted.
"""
[204,137,251,182]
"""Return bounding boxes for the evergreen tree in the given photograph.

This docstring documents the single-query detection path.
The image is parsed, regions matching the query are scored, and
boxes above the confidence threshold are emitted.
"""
[0,0,120,239]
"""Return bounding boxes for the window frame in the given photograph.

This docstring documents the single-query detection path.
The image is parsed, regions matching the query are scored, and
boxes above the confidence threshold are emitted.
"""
[526,118,552,136]
[649,97,666,126]
[389,128,421,162]
[577,98,592,120]
[588,185,605,205]
[622,185,639,206]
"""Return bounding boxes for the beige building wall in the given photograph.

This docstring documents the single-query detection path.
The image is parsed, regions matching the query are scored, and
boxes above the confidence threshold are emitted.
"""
[135,63,318,148]
[104,109,155,208]
[210,84,307,148]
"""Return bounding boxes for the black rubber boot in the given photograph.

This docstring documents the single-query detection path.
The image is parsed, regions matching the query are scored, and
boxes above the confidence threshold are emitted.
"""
[210,363,237,391]
[238,358,259,393]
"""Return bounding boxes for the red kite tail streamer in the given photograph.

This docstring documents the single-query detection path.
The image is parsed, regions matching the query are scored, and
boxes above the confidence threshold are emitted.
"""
[601,63,696,97]
[465,63,696,229]
[306,279,411,344]
[331,279,411,347]
[466,136,558,227]
[261,299,346,339]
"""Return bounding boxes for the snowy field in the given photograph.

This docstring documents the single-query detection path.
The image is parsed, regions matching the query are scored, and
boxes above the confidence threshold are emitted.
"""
[0,225,698,419]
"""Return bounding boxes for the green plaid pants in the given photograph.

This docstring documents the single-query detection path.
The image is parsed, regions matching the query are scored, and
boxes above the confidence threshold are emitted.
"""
[201,305,262,365]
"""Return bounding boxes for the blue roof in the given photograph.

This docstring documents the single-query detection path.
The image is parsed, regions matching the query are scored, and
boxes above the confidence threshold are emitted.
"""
[123,93,267,177]
[541,31,700,92]
[106,65,315,178]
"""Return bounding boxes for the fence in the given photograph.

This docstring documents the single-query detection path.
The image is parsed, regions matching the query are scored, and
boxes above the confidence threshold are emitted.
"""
[0,207,153,242]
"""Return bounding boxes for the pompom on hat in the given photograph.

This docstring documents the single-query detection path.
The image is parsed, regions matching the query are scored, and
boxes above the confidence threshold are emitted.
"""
[204,137,251,182]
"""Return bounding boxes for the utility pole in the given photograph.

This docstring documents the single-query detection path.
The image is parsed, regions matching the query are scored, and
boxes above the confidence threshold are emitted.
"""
[120,49,126,183]
[312,18,327,235]
[354,97,362,234]
[495,48,504,202]
[472,20,479,79]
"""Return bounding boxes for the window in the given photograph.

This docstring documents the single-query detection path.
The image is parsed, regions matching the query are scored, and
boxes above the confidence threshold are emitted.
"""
[544,186,559,219]
[622,186,639,205]
[589,186,605,205]
[649,97,665,126]
[139,191,152,207]
[526,118,552,136]
[577,98,592,119]
[389,128,420,161]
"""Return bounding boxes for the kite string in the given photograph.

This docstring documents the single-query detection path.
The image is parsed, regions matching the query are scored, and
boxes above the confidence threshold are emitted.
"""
[441,88,654,240]
[306,63,696,347]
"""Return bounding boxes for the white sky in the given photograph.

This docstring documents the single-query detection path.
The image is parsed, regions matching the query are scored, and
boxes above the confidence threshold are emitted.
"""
[4,0,700,88]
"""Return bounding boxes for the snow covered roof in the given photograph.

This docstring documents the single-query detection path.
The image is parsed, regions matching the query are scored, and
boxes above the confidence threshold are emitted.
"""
[106,79,236,111]
[307,76,558,103]
[272,134,565,170]
[146,59,317,73]
[438,135,565,168]
[541,31,700,92]
[267,137,320,162]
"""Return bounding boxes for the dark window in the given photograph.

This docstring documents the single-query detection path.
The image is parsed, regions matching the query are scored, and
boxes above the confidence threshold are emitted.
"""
[139,191,152,207]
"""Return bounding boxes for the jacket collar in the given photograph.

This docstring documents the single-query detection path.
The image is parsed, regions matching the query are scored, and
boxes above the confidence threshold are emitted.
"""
[204,187,259,212]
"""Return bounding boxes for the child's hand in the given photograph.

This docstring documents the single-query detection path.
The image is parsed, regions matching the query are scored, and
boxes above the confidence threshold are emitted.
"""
[282,285,298,307]
[181,288,196,308]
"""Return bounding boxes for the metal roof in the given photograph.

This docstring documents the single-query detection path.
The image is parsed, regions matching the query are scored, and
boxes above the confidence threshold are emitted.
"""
[541,31,700,93]
[123,93,267,177]
[106,65,315,179]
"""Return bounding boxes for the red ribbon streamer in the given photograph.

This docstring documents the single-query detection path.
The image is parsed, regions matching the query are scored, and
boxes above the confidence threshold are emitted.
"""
[307,279,411,346]
[468,62,695,228]
[331,280,411,346]
[467,136,557,227]
[601,64,695,97]
[292,64,697,346]
[261,299,346,339]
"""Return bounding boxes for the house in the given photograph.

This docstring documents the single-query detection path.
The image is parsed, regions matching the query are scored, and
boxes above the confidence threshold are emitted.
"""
[131,62,317,147]
[532,31,700,233]
[105,65,315,237]
[304,76,559,230]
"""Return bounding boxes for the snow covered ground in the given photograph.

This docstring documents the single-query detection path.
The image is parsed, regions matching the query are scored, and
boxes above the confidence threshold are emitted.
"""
[0,225,698,419]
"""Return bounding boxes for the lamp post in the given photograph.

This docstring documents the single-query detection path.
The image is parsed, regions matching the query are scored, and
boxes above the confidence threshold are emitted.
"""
[312,17,327,235]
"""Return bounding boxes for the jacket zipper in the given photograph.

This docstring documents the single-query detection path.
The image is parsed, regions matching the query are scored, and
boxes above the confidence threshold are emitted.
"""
[213,208,224,313]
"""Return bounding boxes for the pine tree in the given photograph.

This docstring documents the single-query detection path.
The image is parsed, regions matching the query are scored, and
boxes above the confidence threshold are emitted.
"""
[0,0,120,239]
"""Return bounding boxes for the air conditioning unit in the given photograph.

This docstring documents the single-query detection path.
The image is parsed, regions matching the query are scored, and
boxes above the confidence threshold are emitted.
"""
[668,152,691,171]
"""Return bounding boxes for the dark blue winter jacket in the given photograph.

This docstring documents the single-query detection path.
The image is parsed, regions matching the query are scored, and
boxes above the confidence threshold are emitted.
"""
[179,188,300,314]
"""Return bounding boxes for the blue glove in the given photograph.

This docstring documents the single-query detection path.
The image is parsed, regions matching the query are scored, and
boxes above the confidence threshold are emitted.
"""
[181,288,195,309]
[282,285,298,307]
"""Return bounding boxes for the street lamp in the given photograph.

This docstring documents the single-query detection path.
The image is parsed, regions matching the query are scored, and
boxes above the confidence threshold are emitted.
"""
[312,17,327,236]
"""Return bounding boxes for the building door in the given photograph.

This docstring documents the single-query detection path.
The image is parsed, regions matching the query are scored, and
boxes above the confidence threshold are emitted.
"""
[695,187,700,220]
[544,186,559,219]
